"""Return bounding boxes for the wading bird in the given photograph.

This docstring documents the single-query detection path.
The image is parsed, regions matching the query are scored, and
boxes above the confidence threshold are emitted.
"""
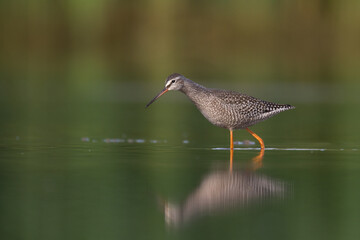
[146,73,294,160]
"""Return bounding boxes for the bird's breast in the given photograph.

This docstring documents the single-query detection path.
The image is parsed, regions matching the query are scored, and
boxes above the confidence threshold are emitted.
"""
[189,94,239,129]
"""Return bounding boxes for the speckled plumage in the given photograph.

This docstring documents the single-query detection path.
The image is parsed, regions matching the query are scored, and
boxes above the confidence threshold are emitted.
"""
[171,74,295,130]
[146,73,295,149]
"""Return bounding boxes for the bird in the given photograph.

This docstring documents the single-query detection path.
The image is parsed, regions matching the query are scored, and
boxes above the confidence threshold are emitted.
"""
[146,73,295,151]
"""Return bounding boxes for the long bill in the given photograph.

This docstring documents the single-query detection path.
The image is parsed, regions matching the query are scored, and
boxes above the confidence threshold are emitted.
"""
[146,87,168,108]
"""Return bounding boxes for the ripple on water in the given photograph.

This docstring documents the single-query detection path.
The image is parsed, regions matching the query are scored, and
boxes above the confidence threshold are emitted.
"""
[211,147,358,152]
[81,137,182,144]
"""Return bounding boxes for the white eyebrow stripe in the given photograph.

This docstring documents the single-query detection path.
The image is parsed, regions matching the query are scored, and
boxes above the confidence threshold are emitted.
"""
[165,76,181,88]
[165,81,172,88]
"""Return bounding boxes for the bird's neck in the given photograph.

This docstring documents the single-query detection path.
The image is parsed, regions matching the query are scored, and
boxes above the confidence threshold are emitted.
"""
[180,79,208,101]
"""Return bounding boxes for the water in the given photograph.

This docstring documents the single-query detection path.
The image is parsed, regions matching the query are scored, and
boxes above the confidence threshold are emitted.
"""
[1,1,360,238]
[1,102,360,240]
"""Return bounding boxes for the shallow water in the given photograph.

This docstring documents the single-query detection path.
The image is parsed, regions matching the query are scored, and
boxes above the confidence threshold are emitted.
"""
[1,102,360,240]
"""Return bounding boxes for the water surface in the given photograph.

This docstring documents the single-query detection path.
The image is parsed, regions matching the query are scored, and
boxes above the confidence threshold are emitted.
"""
[0,102,359,240]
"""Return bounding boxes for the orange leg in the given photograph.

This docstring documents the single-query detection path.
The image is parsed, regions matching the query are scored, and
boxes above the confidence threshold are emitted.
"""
[246,128,265,149]
[229,129,233,172]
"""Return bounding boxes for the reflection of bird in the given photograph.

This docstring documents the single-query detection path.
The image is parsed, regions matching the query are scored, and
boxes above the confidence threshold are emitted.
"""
[164,169,288,227]
[146,73,294,150]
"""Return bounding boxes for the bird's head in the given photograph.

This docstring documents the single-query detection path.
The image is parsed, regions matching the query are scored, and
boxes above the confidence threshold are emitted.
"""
[164,73,185,91]
[146,73,185,108]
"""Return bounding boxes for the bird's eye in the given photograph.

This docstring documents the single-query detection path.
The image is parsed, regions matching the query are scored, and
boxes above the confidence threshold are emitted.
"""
[171,80,175,83]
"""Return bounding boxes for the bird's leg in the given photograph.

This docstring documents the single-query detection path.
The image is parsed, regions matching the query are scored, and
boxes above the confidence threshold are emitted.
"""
[230,129,234,150]
[229,129,233,172]
[246,128,265,149]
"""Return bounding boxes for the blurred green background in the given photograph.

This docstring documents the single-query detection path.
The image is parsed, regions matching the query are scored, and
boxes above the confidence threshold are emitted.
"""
[1,0,360,104]
[1,2,360,240]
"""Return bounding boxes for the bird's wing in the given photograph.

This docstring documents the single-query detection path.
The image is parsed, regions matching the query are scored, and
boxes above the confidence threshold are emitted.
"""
[212,89,292,115]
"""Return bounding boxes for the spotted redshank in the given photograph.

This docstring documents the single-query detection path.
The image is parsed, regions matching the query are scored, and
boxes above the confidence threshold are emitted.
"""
[146,73,295,153]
